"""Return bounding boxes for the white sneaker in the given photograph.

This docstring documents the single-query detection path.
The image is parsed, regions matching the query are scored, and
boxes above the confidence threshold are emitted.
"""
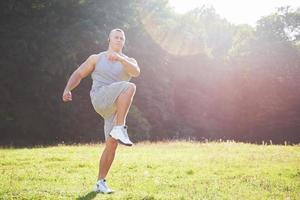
[109,125,133,146]
[93,179,113,194]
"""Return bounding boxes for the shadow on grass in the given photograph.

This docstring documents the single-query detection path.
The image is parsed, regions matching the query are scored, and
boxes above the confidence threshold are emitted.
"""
[77,191,115,200]
[76,191,97,200]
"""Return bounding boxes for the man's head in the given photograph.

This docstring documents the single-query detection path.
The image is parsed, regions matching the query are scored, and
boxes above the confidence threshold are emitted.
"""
[108,28,125,52]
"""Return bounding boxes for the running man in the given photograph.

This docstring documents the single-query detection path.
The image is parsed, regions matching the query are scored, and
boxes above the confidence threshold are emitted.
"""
[62,28,140,193]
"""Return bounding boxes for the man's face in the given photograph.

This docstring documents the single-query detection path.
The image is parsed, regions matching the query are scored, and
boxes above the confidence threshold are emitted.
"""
[109,30,125,51]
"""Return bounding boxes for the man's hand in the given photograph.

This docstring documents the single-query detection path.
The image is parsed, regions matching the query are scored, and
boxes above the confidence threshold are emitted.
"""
[62,90,72,102]
[106,51,124,62]
[106,51,140,77]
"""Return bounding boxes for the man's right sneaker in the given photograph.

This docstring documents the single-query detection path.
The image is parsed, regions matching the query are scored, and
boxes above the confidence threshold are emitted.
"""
[109,125,133,146]
[93,179,113,194]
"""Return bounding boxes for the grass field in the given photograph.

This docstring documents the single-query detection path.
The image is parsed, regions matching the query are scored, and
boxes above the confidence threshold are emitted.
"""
[0,141,299,200]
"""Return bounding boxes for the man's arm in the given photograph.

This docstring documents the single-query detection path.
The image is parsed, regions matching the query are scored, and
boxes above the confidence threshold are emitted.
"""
[120,57,140,77]
[62,54,98,102]
[107,52,140,77]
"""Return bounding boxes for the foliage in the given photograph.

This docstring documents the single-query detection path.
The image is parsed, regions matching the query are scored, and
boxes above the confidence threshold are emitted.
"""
[0,1,300,145]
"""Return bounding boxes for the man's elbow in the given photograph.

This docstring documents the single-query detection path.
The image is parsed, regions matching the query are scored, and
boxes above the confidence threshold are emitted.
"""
[132,68,140,77]
[73,70,84,81]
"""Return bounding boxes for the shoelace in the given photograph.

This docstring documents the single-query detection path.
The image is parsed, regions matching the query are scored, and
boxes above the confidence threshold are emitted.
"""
[97,181,108,189]
[122,127,129,139]
[102,182,108,188]
[123,131,129,139]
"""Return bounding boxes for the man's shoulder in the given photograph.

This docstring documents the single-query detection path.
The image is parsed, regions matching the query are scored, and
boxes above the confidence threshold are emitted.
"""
[121,53,130,58]
[88,52,106,64]
[122,53,137,62]
[91,52,105,58]
[98,51,107,56]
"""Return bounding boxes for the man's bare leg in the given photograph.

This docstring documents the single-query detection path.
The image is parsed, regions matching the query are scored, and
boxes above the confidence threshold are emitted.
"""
[97,83,136,180]
[115,83,136,125]
[98,137,118,180]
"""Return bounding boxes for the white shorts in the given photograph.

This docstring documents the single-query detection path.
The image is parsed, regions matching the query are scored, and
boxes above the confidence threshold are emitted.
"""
[90,81,131,140]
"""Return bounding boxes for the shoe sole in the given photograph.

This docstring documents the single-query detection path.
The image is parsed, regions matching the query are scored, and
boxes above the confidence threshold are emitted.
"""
[117,139,133,146]
[94,190,114,194]
[109,134,133,146]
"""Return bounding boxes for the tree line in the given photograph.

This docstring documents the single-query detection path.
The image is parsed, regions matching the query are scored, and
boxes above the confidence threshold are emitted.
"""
[0,0,299,146]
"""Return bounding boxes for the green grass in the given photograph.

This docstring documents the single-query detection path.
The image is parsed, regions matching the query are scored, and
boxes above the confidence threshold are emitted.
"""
[0,141,299,200]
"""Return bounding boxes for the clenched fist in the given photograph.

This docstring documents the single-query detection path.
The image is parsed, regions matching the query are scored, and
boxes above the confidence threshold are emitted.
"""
[106,51,124,62]
[62,90,72,102]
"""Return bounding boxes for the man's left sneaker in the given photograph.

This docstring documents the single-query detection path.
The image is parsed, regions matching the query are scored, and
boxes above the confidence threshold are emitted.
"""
[93,179,113,194]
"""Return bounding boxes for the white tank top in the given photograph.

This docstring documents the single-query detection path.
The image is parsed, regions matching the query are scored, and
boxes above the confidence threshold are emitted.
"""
[90,51,132,93]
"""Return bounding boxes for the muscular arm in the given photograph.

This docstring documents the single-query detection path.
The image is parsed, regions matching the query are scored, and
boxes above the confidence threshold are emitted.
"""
[119,57,140,77]
[62,54,98,102]
[107,51,140,77]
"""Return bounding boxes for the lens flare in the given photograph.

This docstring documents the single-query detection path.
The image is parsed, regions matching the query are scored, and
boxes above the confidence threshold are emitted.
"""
[137,2,207,56]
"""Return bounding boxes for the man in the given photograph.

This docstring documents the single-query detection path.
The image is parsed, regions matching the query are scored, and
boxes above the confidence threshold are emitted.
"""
[62,28,140,193]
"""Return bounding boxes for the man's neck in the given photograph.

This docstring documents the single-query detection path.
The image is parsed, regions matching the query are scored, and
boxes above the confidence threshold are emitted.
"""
[107,47,122,54]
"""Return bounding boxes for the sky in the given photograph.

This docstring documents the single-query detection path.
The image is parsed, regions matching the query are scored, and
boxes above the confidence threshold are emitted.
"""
[168,0,300,26]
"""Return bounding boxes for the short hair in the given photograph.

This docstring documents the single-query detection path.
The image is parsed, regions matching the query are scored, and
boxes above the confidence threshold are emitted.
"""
[109,28,125,38]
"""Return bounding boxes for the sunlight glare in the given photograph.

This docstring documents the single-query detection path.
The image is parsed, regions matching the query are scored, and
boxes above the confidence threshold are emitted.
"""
[168,0,300,26]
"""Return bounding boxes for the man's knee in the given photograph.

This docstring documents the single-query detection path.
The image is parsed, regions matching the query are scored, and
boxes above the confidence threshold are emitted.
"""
[127,82,136,94]
[106,137,118,150]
